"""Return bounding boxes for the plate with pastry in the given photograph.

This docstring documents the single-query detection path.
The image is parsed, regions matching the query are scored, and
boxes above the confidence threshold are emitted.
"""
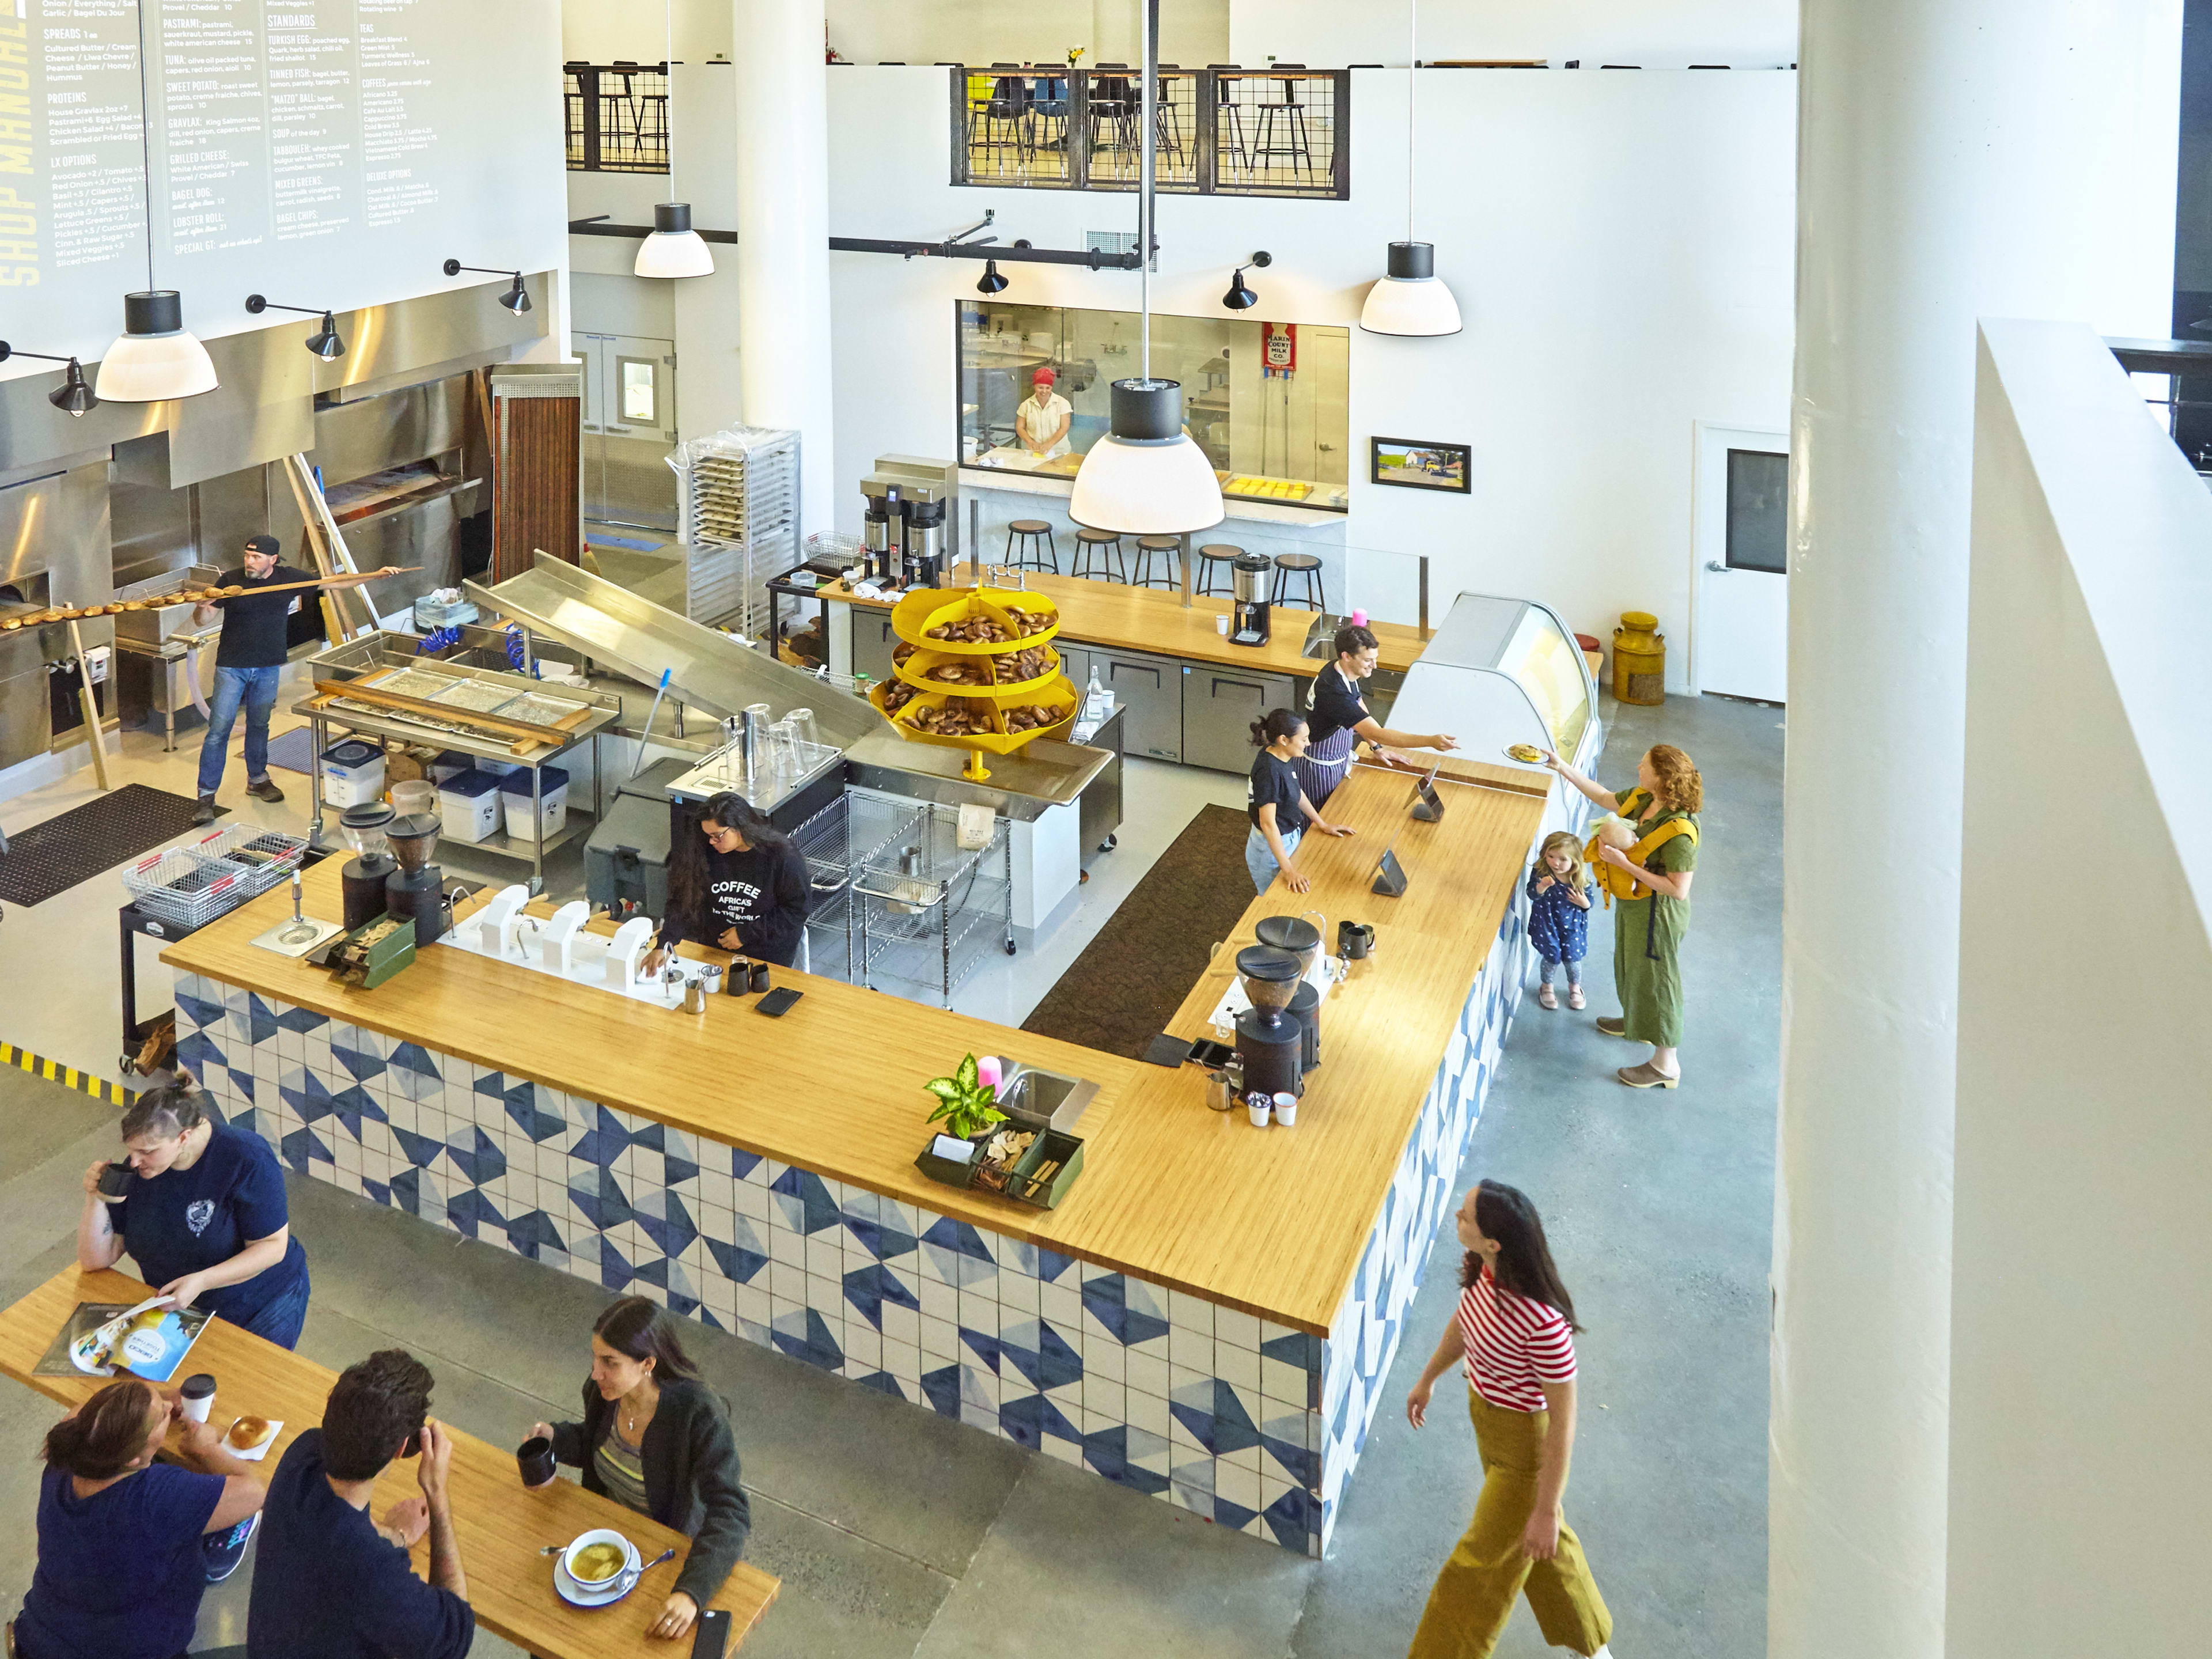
[1503,743,1548,766]
[222,1415,283,1460]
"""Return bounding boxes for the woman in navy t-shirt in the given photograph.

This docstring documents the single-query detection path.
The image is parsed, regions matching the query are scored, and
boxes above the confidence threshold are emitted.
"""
[1245,709,1355,895]
[15,1377,266,1659]
[78,1085,312,1348]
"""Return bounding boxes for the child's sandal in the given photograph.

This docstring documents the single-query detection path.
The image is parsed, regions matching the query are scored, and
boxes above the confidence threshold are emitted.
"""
[1537,984,1559,1010]
[1566,985,1585,1010]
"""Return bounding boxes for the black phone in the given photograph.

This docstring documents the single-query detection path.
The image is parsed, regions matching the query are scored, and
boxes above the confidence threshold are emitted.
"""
[690,1609,732,1659]
[754,986,802,1017]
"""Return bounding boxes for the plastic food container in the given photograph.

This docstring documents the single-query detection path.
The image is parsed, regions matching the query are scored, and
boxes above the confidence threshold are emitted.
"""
[320,738,386,808]
[499,764,569,839]
[437,768,506,844]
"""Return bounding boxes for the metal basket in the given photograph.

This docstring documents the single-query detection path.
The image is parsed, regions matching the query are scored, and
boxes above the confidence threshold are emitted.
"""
[185,824,310,895]
[122,847,251,929]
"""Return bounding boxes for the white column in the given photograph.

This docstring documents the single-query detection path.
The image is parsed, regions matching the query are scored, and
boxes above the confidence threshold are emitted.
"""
[1775,6,2177,1659]
[732,0,836,535]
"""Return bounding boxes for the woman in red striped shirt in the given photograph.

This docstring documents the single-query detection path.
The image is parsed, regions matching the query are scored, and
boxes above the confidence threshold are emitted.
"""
[1404,1180,1613,1659]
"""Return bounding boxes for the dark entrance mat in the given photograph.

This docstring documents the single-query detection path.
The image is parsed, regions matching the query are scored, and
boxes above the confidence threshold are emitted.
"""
[0,784,228,908]
[1020,804,1257,1062]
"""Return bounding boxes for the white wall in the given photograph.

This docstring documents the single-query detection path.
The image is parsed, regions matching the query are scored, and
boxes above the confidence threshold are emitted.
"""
[825,66,1795,676]
[1229,0,1796,69]
[1949,320,2212,1656]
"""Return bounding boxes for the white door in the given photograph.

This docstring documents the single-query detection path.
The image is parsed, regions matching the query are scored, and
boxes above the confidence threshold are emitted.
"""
[1692,423,1789,703]
[573,331,679,531]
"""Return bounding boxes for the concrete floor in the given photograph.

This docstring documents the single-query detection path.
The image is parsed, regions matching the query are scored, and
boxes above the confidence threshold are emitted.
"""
[0,690,1779,1658]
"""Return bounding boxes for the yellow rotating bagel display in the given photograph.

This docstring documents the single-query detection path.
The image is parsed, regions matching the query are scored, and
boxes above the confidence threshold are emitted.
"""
[866,585,1080,780]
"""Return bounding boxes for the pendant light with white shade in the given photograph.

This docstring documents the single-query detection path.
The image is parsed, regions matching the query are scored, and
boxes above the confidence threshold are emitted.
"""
[634,0,714,279]
[97,7,218,402]
[1069,0,1224,536]
[1359,0,1462,338]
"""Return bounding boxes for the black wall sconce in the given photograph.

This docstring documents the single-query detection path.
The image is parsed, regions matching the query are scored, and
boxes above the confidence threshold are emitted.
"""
[1223,251,1271,310]
[0,343,98,415]
[245,295,346,359]
[443,259,532,314]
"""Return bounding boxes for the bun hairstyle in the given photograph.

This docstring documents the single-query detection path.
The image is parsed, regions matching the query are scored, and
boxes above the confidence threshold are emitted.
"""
[119,1082,206,1144]
[594,1296,703,1383]
[1250,708,1308,750]
[44,1379,158,1480]
[1463,1178,1582,1331]
[1645,744,1703,813]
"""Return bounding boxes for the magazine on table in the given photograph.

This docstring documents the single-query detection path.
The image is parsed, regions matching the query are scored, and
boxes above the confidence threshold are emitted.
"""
[33,1298,214,1382]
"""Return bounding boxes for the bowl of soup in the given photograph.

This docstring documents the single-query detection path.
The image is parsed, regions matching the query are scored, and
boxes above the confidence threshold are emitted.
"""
[562,1528,634,1589]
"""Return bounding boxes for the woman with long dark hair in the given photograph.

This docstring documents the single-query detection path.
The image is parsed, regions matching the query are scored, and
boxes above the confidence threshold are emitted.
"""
[645,790,810,974]
[530,1297,751,1641]
[15,1378,266,1659]
[1403,1180,1613,1659]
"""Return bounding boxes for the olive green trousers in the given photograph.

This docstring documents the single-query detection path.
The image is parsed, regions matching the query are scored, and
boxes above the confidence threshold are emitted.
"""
[1406,1392,1613,1659]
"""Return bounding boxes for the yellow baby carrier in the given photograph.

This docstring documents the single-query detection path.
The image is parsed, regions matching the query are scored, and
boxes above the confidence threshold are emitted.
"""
[1584,789,1700,906]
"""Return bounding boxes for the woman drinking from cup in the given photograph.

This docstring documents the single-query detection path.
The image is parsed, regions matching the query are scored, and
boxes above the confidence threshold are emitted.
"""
[14,1378,267,1659]
[645,791,810,975]
[78,1084,312,1347]
[529,1297,751,1641]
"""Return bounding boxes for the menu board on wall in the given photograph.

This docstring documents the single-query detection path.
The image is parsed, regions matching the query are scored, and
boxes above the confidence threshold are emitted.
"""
[0,0,562,363]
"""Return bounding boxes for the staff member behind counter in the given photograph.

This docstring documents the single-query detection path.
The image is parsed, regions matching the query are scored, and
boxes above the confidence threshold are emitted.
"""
[644,792,811,972]
[1296,623,1460,807]
[1016,367,1072,459]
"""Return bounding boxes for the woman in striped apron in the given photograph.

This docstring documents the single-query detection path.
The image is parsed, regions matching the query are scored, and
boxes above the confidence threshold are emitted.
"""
[1296,624,1462,807]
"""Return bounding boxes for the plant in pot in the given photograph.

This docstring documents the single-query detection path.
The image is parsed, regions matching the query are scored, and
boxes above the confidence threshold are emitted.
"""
[919,1054,1022,1188]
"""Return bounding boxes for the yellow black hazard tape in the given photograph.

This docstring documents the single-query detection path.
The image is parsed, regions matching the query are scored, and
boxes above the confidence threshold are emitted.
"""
[0,1042,136,1106]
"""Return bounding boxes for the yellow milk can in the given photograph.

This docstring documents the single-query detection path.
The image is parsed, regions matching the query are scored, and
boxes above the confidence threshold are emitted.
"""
[1611,612,1666,706]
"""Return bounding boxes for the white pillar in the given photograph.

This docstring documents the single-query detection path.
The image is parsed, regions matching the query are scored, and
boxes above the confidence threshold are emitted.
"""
[1775,6,2178,1659]
[732,0,836,536]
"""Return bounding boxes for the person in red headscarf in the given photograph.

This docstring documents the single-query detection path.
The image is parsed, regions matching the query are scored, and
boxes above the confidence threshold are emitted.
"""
[1016,366,1072,459]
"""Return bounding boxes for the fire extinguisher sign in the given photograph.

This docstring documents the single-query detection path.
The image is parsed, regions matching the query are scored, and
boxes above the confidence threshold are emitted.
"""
[1262,321,1297,377]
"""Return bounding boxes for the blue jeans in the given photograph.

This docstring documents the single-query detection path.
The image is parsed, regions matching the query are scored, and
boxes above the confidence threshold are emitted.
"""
[1244,824,1301,895]
[196,665,282,797]
[228,1272,310,1351]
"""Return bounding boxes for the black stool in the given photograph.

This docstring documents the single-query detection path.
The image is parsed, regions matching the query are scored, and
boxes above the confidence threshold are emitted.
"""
[1072,527,1126,582]
[1129,534,1181,590]
[1196,543,1243,597]
[1005,518,1058,573]
[1271,551,1325,612]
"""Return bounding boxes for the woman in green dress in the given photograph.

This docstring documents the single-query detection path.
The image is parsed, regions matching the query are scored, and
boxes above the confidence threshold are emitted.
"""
[1543,744,1702,1088]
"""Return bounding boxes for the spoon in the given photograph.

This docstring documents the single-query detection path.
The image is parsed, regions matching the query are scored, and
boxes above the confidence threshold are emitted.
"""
[615,1547,677,1591]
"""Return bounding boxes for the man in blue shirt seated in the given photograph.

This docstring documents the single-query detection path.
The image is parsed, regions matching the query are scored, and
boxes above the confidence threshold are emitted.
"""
[247,1350,474,1659]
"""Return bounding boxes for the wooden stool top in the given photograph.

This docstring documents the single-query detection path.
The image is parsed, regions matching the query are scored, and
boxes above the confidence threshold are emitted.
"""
[1135,535,1181,551]
[1009,519,1052,535]
[1273,551,1322,571]
[1197,543,1244,560]
[1075,527,1121,543]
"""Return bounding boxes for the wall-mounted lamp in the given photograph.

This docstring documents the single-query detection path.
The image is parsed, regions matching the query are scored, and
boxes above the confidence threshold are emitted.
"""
[96,291,220,403]
[443,260,532,314]
[0,343,99,415]
[975,259,1009,296]
[245,294,346,359]
[1222,251,1271,311]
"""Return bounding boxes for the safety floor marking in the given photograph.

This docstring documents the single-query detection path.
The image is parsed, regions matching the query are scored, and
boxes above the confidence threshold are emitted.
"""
[0,1041,136,1105]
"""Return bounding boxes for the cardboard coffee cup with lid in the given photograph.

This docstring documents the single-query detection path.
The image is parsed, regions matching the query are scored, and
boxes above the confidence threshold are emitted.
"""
[179,1374,216,1423]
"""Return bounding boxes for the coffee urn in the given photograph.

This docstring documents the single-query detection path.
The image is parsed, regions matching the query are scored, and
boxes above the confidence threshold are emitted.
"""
[860,482,894,582]
[1230,554,1274,647]
[903,490,947,588]
[1232,945,1305,1100]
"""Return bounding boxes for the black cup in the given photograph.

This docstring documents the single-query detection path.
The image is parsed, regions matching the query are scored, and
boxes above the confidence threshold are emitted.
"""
[97,1162,134,1200]
[517,1434,556,1488]
[726,959,751,995]
[749,961,771,994]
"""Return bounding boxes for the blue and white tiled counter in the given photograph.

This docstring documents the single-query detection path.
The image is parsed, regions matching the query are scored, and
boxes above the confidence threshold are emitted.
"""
[173,898,1532,1559]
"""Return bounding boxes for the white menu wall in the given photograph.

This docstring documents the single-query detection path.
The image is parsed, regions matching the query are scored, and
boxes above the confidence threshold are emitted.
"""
[0,0,565,363]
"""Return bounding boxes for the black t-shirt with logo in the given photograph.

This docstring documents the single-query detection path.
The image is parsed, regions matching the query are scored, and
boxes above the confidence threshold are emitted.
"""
[211,563,310,669]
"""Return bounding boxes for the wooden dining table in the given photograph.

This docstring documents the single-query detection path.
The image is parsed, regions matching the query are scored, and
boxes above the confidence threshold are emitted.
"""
[0,1267,779,1657]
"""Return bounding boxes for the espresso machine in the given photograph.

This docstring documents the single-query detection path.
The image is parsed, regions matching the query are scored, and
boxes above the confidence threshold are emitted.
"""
[338,804,398,931]
[383,813,452,943]
[1230,553,1274,647]
[1233,945,1305,1100]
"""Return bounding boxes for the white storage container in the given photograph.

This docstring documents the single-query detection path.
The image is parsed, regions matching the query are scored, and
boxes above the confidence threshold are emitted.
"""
[499,765,569,840]
[438,768,505,844]
[429,750,474,784]
[320,739,386,808]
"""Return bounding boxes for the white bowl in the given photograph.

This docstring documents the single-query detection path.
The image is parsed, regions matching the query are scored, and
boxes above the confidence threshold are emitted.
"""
[561,1527,635,1589]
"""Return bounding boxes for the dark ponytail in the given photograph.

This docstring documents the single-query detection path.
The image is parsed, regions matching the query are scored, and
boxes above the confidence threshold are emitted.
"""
[43,1379,157,1480]
[1463,1179,1582,1331]
[1250,708,1307,750]
[594,1296,703,1383]
[667,791,789,941]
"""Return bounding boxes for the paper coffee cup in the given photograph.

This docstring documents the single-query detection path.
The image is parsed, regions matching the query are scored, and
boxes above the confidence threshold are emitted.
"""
[1272,1092,1298,1127]
[178,1374,215,1423]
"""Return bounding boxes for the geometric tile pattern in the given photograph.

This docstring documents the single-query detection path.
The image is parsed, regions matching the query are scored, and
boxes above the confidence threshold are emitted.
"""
[176,906,1527,1556]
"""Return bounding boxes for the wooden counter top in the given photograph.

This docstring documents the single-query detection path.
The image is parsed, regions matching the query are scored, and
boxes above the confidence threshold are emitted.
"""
[164,760,1546,1334]
[817,566,1430,679]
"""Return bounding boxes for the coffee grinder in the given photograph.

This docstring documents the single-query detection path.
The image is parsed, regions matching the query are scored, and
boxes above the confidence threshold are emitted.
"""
[1233,945,1305,1100]
[337,804,397,931]
[1255,914,1325,1074]
[1230,554,1274,647]
[383,813,452,943]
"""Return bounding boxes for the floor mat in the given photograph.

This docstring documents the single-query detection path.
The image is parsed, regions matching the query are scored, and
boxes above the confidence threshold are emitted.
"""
[0,785,227,908]
[1020,804,1257,1061]
[263,726,319,774]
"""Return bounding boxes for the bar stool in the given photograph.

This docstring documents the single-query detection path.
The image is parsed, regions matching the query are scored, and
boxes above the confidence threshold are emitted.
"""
[1196,543,1242,597]
[1271,551,1325,612]
[1253,66,1315,182]
[1005,519,1058,573]
[1128,534,1181,590]
[1072,527,1126,583]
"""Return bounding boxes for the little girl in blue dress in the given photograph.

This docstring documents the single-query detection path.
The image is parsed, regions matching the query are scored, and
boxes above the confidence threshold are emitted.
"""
[1526,830,1593,1010]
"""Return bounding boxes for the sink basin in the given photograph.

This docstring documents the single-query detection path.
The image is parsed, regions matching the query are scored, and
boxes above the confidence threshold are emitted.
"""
[1300,613,1350,660]
[997,1065,1099,1132]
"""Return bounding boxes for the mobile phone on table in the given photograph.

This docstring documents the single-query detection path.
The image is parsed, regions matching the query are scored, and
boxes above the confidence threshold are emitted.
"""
[754,986,802,1017]
[691,1609,732,1659]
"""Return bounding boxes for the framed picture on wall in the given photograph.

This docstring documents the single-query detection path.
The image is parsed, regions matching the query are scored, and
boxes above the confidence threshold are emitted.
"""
[1371,437,1471,494]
